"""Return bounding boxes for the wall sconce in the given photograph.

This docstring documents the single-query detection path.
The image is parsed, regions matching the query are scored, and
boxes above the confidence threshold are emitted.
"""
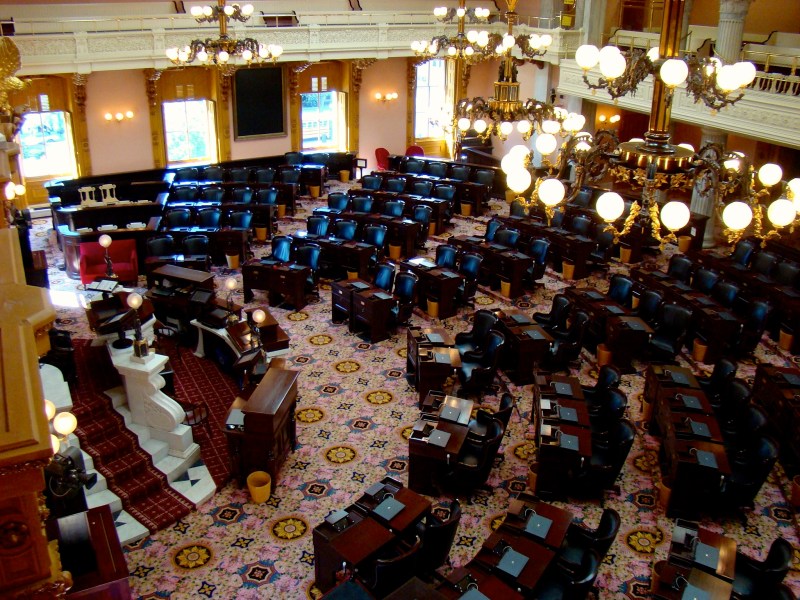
[374,92,398,103]
[104,110,134,123]
[597,114,620,127]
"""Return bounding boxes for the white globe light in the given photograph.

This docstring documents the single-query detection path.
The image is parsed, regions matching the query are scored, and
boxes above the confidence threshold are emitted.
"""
[540,34,553,47]
[660,201,690,231]
[218,50,230,63]
[660,58,689,87]
[252,308,266,324]
[51,434,60,454]
[723,158,741,172]
[448,46,457,56]
[126,292,143,310]
[598,45,622,61]
[499,121,513,136]
[223,5,234,15]
[177,49,189,62]
[734,61,757,87]
[241,4,254,16]
[501,153,524,175]
[197,50,209,62]
[538,178,566,206]
[203,6,213,16]
[190,6,203,16]
[541,119,560,135]
[600,52,627,80]
[272,45,283,57]
[516,120,532,134]
[506,168,532,194]
[166,47,179,61]
[535,133,558,156]
[529,34,541,49]
[467,30,479,43]
[45,399,56,421]
[457,117,471,131]
[716,64,740,92]
[722,201,753,230]
[474,119,487,133]
[788,178,800,198]
[98,234,112,248]
[758,163,783,187]
[509,144,530,158]
[596,191,625,222]
[767,198,796,227]
[242,49,253,62]
[53,411,78,437]
[678,143,695,152]
[225,276,237,291]
[477,31,489,47]
[456,7,466,17]
[629,137,644,143]
[575,45,600,69]
[646,47,660,61]
[575,141,592,153]
[503,34,515,49]
[465,46,474,56]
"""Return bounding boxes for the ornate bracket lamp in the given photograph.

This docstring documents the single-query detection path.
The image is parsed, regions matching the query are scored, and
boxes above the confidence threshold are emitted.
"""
[166,1,283,72]
[251,308,266,350]
[98,233,116,279]
[126,292,150,360]
[45,399,77,455]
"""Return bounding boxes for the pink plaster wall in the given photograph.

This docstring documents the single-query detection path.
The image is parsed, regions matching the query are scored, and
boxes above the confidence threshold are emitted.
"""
[85,70,153,175]
[358,58,408,172]
[229,108,292,161]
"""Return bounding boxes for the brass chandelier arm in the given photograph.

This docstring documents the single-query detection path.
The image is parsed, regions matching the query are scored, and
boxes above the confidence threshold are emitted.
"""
[684,56,747,111]
[582,51,653,101]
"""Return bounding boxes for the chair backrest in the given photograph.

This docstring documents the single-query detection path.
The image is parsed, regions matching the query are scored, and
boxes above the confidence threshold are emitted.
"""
[610,419,636,462]
[760,537,793,587]
[284,151,303,165]
[570,215,592,237]
[228,210,252,229]
[307,215,329,236]
[375,147,390,170]
[774,260,800,286]
[228,167,249,183]
[600,388,628,421]
[383,199,405,217]
[413,204,432,226]
[495,393,514,429]
[333,219,357,241]
[255,187,279,205]
[352,195,374,213]
[174,167,198,182]
[709,358,738,392]
[566,310,590,343]
[427,162,448,178]
[691,267,720,294]
[405,145,424,156]
[436,244,458,269]
[494,228,520,248]
[480,330,506,368]
[182,234,208,255]
[607,274,634,307]
[568,549,601,593]
[373,262,396,292]
[573,187,593,208]
[546,293,572,327]
[271,235,293,262]
[657,304,692,341]
[730,239,756,265]
[164,208,191,228]
[171,185,197,201]
[196,207,221,228]
[363,224,387,247]
[550,209,566,229]
[295,243,321,271]
[638,290,664,324]
[595,364,622,393]
[405,158,424,174]
[711,280,740,307]
[528,238,550,264]
[385,178,406,193]
[469,309,499,344]
[474,169,495,186]
[371,536,422,598]
[413,180,434,196]
[201,185,225,203]
[667,254,693,281]
[433,184,456,200]
[450,165,470,181]
[146,235,175,257]
[327,192,349,211]
[751,251,778,276]
[231,187,253,204]
[394,271,418,302]
[420,501,461,572]
[254,167,275,184]
[510,199,528,217]
[459,252,483,280]
[280,168,301,184]
[362,175,382,191]
[484,218,503,242]
[592,508,621,557]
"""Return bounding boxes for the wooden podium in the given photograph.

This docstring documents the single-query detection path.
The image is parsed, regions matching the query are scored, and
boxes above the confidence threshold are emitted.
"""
[224,367,300,485]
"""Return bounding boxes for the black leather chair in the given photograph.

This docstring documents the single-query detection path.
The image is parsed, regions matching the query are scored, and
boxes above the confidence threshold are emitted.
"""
[457,330,506,396]
[201,185,225,203]
[361,175,382,191]
[716,378,752,428]
[587,229,615,271]
[534,549,601,599]
[326,192,349,213]
[631,289,664,327]
[412,205,433,248]
[731,537,793,599]
[589,388,628,441]
[711,280,740,308]
[454,309,498,357]
[581,364,622,407]
[280,167,301,185]
[473,169,495,187]
[543,311,589,372]
[493,228,520,249]
[445,418,504,503]
[433,183,455,200]
[269,235,293,263]
[559,508,620,572]
[182,234,209,256]
[467,393,514,439]
[295,243,321,298]
[456,252,484,308]
[533,293,571,335]
[227,210,252,229]
[332,219,358,241]
[306,215,330,237]
[405,158,424,174]
[162,208,192,229]
[667,254,693,282]
[607,274,634,308]
[352,195,374,213]
[196,207,222,228]
[412,180,433,196]
[231,186,253,204]
[722,435,779,510]
[751,251,778,278]
[435,244,458,269]
[484,218,503,242]
[253,167,275,184]
[572,187,593,208]
[697,358,738,409]
[510,199,528,217]
[691,267,720,295]
[723,404,769,450]
[174,167,198,182]
[228,167,249,183]
[416,501,461,575]
[284,151,303,165]
[573,419,636,493]
[362,536,422,599]
[774,260,800,286]
[383,199,405,217]
[570,215,593,237]
[526,238,550,286]
[389,271,418,328]
[373,262,396,293]
[647,304,692,361]
[729,239,756,266]
[385,177,406,193]
[170,185,197,202]
[450,165,470,182]
[732,300,771,356]
[427,162,448,178]
[146,234,176,258]
[254,187,279,205]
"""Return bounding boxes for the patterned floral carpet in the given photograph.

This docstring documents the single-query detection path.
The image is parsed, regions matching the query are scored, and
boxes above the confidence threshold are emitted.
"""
[31,182,800,599]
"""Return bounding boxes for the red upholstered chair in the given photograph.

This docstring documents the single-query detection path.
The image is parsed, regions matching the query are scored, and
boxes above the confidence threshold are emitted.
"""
[405,145,424,157]
[375,147,390,170]
[79,239,139,284]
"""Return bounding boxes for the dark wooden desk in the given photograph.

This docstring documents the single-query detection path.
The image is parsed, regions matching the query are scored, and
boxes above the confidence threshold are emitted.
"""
[668,525,737,583]
[605,315,654,370]
[401,257,464,319]
[338,211,421,259]
[351,287,395,342]
[449,235,532,297]
[406,327,456,390]
[242,259,310,309]
[417,347,461,406]
[536,374,586,401]
[475,526,557,595]
[644,364,701,407]
[331,278,372,324]
[438,562,525,599]
[408,419,469,495]
[536,423,592,499]
[223,367,299,485]
[354,481,432,537]
[295,235,376,280]
[493,309,554,384]
[752,364,800,474]
[504,493,575,551]
[539,397,592,429]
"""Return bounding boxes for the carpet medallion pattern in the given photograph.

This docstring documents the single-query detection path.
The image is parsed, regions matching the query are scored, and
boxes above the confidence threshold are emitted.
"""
[29,187,800,598]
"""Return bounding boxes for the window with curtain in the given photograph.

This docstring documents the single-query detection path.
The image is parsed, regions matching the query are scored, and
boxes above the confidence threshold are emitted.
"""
[301,90,347,151]
[414,59,448,139]
[162,99,217,166]
[19,100,78,179]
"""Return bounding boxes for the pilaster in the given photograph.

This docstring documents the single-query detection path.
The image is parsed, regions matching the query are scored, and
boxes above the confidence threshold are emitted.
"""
[717,0,754,63]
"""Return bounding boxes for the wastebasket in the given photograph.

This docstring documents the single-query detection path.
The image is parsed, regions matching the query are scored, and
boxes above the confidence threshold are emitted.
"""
[619,246,632,263]
[779,326,794,351]
[308,185,321,198]
[255,226,268,242]
[427,298,439,318]
[277,204,286,218]
[562,260,575,280]
[528,462,539,492]
[692,339,708,362]
[388,244,402,260]
[678,235,692,253]
[460,203,472,217]
[247,471,272,503]
[499,276,511,298]
[225,253,240,270]
[339,170,350,183]
[597,343,612,367]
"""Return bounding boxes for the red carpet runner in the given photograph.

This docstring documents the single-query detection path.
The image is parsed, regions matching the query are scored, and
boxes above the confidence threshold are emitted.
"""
[70,339,237,532]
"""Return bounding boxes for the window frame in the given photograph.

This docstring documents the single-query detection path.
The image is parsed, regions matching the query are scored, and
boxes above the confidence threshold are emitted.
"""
[161,98,218,167]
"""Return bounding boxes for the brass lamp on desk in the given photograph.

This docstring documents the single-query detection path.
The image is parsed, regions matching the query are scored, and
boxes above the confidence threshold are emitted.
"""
[224,276,239,326]
[126,292,149,360]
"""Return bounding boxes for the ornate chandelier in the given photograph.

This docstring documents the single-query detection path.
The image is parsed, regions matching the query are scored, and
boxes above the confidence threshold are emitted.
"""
[166,1,283,70]
[411,0,493,62]
[574,0,755,112]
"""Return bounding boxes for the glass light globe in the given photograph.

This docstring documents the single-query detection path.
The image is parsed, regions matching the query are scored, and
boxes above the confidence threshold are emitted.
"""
[224,5,234,15]
[45,399,56,421]
[225,276,237,291]
[503,34,515,49]
[516,120,532,134]
[242,49,253,62]
[499,121,513,136]
[529,34,541,49]
[241,4,254,16]
[646,47,659,61]
[190,6,203,16]
[600,52,627,80]
[787,178,800,198]
[501,153,524,175]
[509,144,530,158]
[448,46,457,56]
[704,57,721,77]
[540,34,553,47]
[53,411,78,437]
[715,64,740,92]
[457,117,471,132]
[574,141,592,153]
[127,292,143,310]
[178,49,189,62]
[203,6,213,16]
[538,178,566,206]
[166,47,179,60]
[571,114,586,131]
[467,30,478,43]
[474,119,487,134]
[722,201,753,230]
[758,163,783,187]
[456,7,466,17]
[272,45,283,57]
[734,61,757,87]
[723,158,741,172]
[660,58,689,87]
[477,31,489,47]
[660,201,690,231]
[252,309,266,324]
[3,181,15,200]
[465,46,474,56]
[218,50,230,63]
[599,45,622,61]
[535,133,558,156]
[575,44,600,69]
[98,234,112,248]
[596,192,624,221]
[506,168,532,194]
[541,119,560,135]
[767,198,796,227]
[677,143,694,152]
[51,434,60,454]
[629,137,644,143]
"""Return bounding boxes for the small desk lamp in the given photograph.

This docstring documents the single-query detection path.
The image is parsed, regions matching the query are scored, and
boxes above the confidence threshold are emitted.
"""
[98,234,116,278]
[127,292,149,359]
[225,276,239,325]
[252,308,266,349]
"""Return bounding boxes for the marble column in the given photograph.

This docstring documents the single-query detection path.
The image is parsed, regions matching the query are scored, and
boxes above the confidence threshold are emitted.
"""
[579,0,607,47]
[717,0,753,63]
[691,127,728,247]
[680,0,695,50]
